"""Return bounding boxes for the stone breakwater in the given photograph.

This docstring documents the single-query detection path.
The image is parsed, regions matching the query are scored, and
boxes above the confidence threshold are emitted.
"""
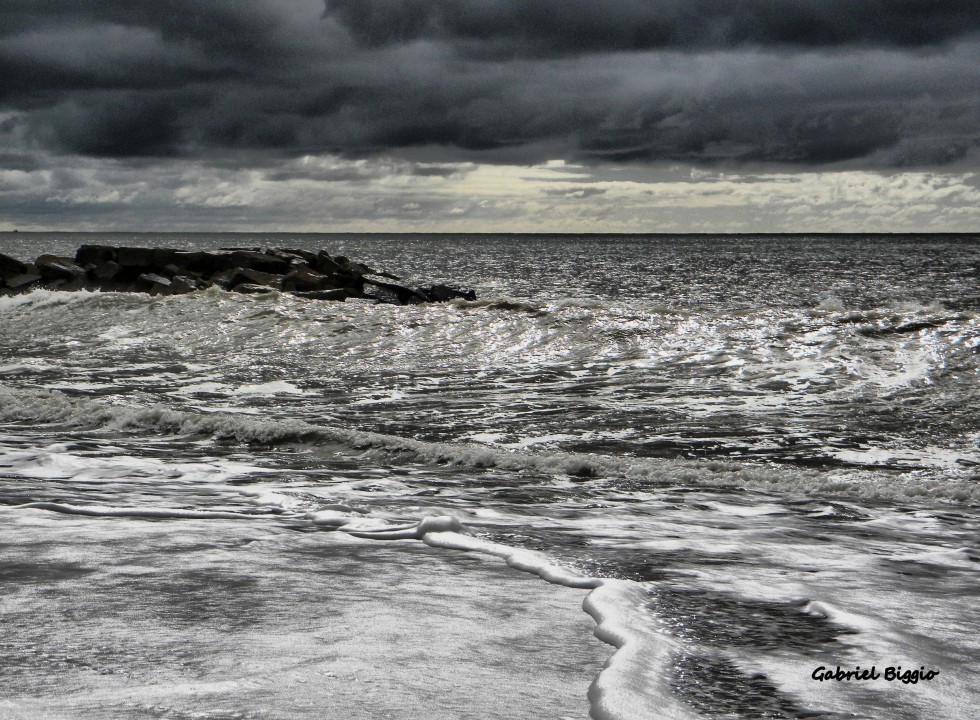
[0,245,476,305]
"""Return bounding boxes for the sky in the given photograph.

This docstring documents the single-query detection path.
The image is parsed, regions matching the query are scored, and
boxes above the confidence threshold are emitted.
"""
[1,0,979,233]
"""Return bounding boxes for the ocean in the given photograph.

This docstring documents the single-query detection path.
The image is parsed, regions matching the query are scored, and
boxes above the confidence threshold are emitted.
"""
[1,232,977,720]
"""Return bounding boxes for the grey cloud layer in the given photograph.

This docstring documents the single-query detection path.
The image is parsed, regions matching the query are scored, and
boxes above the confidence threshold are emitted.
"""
[1,0,978,167]
[326,0,980,53]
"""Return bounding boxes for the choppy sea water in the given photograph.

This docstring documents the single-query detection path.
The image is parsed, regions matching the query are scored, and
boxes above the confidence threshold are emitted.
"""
[1,232,978,720]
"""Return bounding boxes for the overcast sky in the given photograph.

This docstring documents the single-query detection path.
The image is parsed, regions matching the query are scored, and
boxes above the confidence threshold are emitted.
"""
[1,0,979,232]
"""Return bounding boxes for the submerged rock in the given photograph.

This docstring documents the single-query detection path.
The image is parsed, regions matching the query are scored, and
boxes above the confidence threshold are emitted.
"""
[0,245,477,304]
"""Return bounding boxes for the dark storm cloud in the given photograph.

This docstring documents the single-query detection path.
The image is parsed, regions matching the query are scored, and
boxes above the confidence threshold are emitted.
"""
[0,0,284,68]
[0,0,978,169]
[325,0,980,54]
[0,152,41,171]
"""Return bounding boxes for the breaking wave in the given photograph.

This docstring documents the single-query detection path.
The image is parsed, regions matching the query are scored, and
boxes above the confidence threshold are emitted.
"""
[2,385,976,504]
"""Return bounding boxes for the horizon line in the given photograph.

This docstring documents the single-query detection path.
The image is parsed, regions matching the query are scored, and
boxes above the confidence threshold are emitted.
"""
[2,230,978,237]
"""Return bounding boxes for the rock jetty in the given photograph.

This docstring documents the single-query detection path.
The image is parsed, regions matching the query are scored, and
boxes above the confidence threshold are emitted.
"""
[0,245,476,305]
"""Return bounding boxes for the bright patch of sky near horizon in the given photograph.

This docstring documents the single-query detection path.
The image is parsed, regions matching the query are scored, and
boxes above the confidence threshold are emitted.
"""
[1,152,978,233]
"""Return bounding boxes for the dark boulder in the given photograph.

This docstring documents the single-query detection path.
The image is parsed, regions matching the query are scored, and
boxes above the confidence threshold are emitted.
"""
[169,276,199,294]
[91,261,123,283]
[48,277,87,292]
[4,273,43,290]
[363,279,427,305]
[35,255,86,283]
[116,247,157,268]
[317,252,375,277]
[347,261,375,275]
[282,267,348,292]
[422,284,477,302]
[161,263,183,277]
[207,268,242,290]
[170,251,213,274]
[362,284,404,305]
[316,253,369,285]
[211,250,290,275]
[203,251,245,275]
[271,247,319,265]
[135,272,173,295]
[116,247,154,268]
[237,251,290,275]
[75,245,117,266]
[230,267,283,289]
[0,252,29,279]
[315,251,347,275]
[112,248,167,272]
[209,267,283,290]
[152,248,180,268]
[289,288,352,301]
[208,267,284,290]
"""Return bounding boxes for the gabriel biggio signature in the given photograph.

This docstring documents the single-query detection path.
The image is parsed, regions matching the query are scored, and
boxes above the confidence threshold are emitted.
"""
[811,666,939,685]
